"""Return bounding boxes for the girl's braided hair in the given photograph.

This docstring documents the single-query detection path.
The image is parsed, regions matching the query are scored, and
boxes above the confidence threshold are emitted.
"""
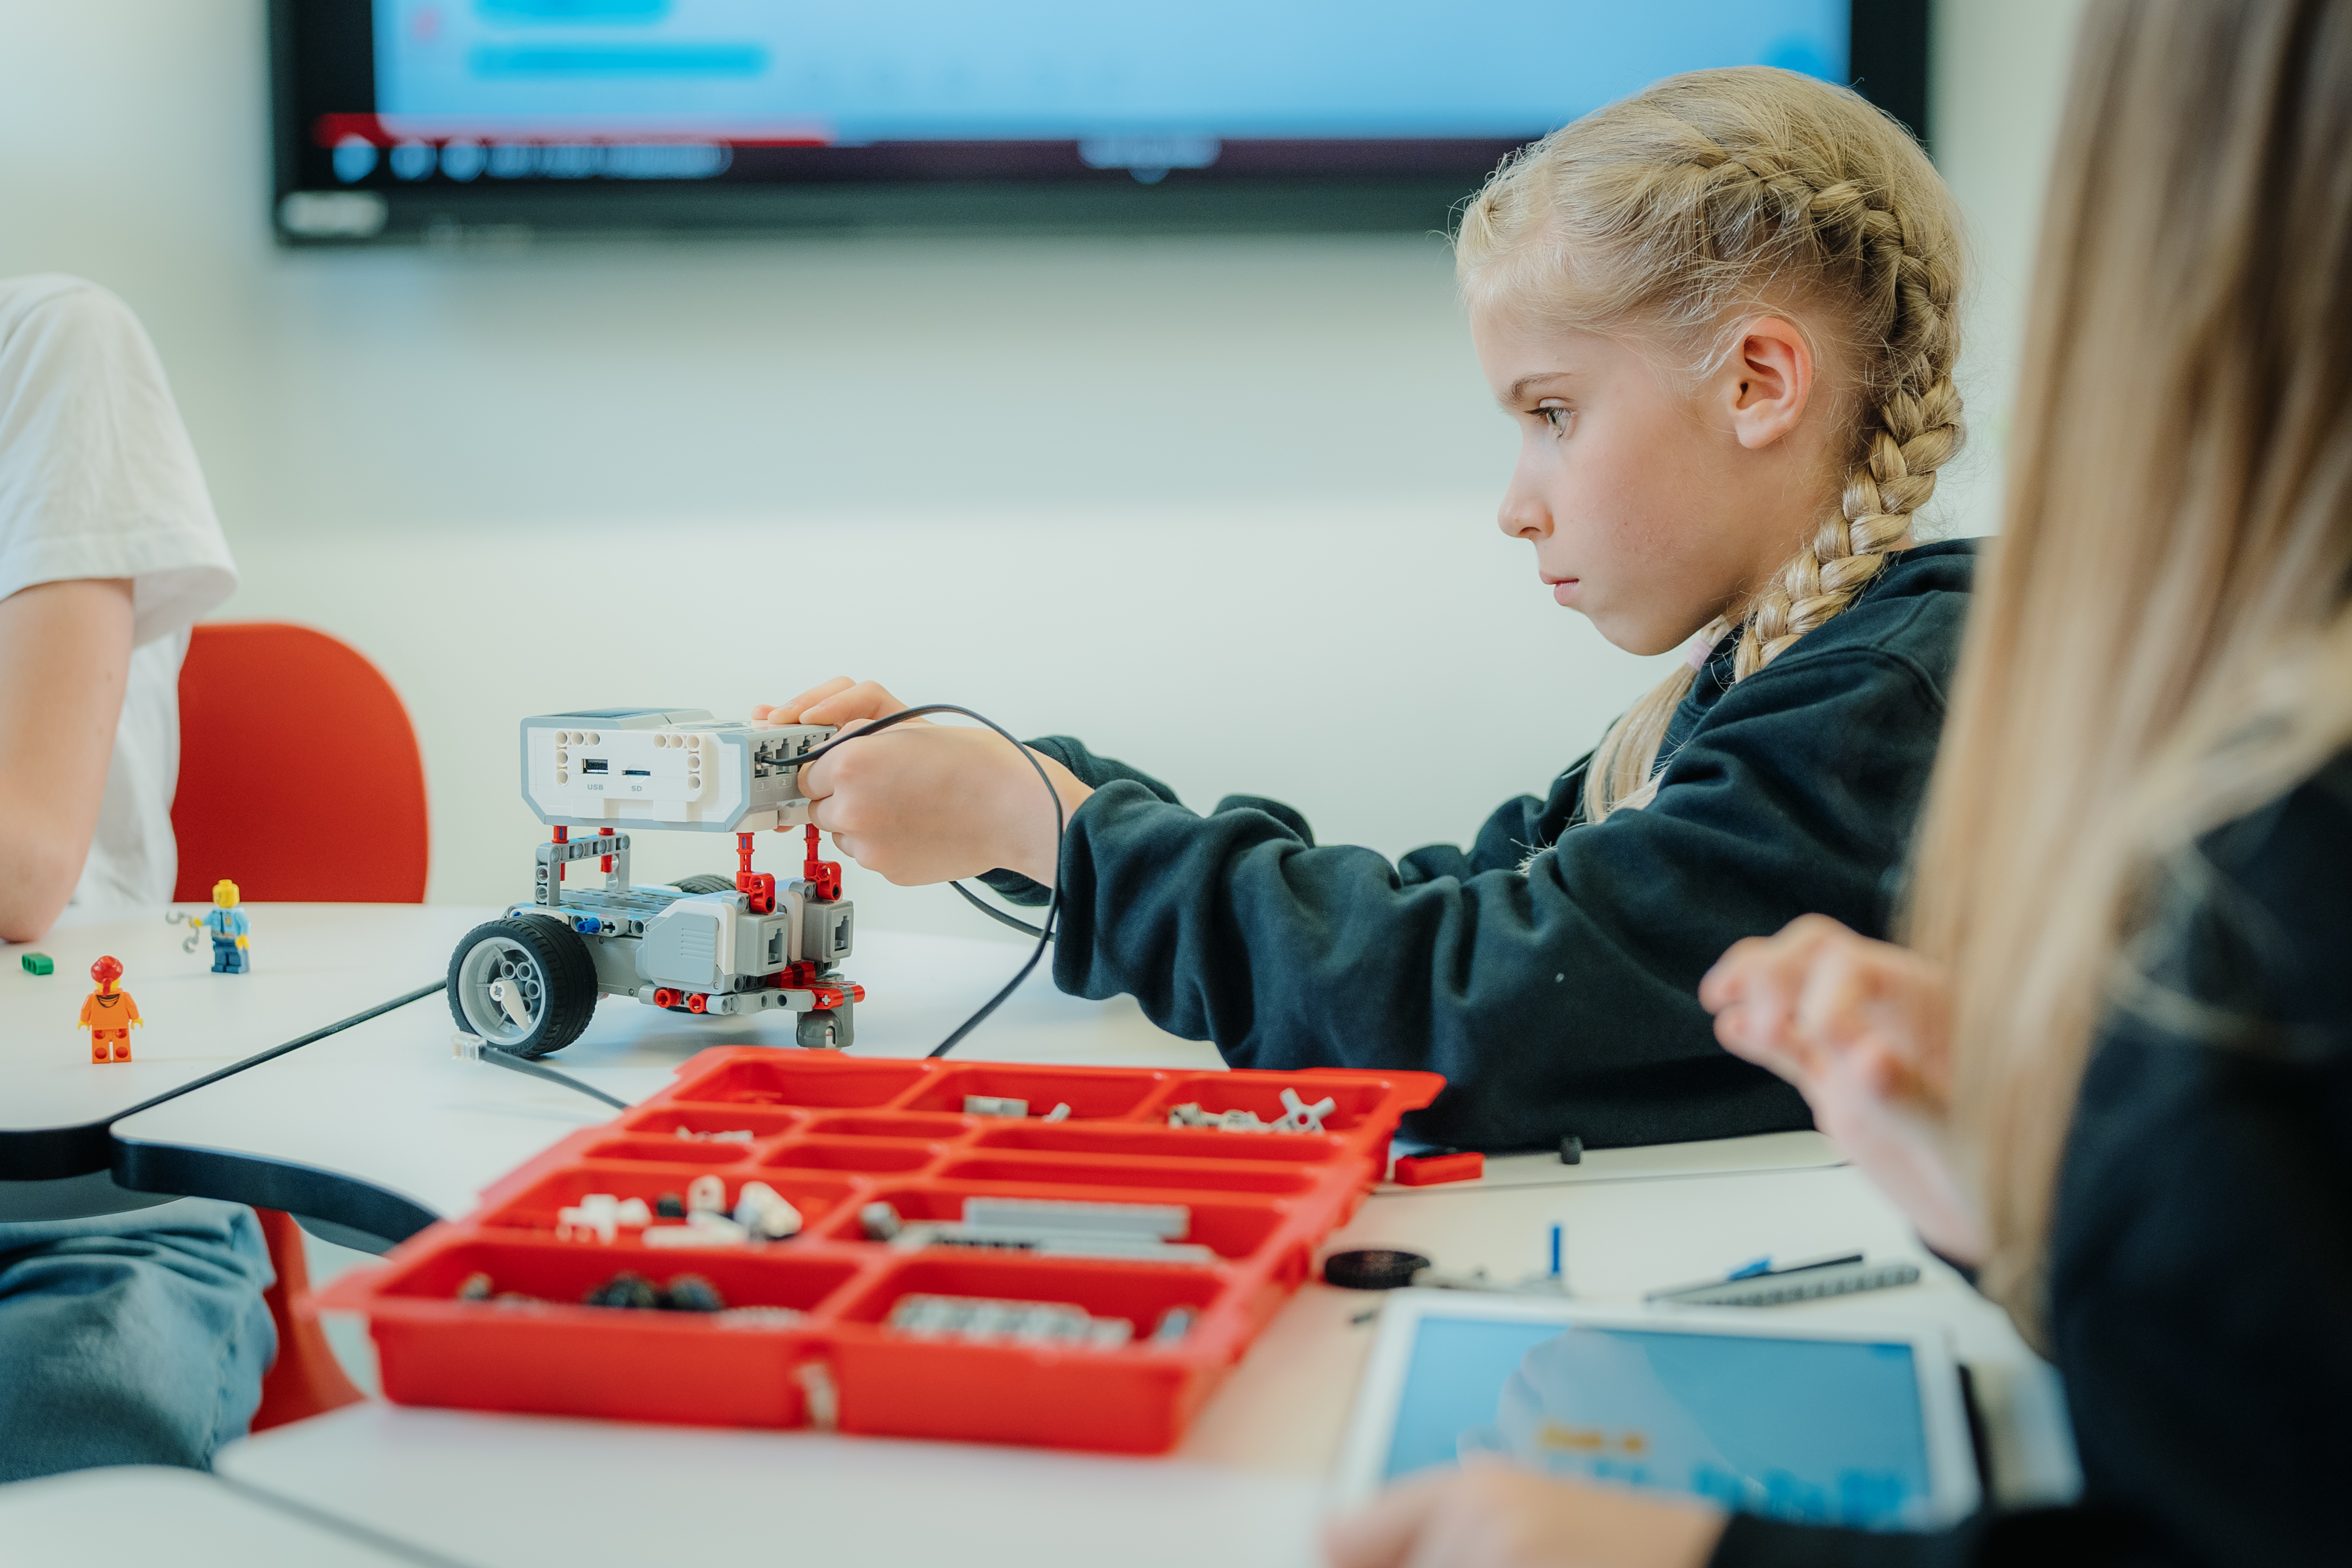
[1456,67,1966,820]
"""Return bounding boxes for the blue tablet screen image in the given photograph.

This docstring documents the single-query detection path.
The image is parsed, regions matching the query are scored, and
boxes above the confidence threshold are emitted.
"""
[1383,1318,1938,1531]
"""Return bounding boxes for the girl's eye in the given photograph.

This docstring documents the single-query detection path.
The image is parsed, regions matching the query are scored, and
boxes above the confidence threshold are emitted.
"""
[1537,404,1574,433]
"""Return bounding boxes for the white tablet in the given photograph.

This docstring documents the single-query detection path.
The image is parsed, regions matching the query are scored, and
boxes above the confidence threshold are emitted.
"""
[1335,1291,1982,1532]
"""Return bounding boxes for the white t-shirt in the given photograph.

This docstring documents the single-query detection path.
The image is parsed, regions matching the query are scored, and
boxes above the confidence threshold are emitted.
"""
[0,275,239,908]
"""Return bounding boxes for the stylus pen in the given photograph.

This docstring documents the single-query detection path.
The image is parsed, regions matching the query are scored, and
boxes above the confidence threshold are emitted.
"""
[1646,1254,1920,1307]
[1725,1251,1863,1281]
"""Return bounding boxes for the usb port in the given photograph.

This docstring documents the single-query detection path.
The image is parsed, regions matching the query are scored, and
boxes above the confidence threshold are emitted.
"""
[581,759,608,774]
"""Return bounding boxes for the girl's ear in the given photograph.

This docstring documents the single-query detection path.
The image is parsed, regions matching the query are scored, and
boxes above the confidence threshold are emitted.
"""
[1722,316,1815,451]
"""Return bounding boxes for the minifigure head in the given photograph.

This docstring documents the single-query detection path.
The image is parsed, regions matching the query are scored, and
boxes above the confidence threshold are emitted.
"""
[213,878,240,909]
[90,955,123,989]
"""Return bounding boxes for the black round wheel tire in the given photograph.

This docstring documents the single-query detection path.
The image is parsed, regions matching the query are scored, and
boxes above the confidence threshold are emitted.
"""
[797,1005,853,1050]
[670,874,733,895]
[447,915,600,1058]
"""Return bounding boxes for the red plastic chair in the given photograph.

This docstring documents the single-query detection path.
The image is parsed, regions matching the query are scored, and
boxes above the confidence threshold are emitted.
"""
[173,621,429,903]
[171,621,431,1429]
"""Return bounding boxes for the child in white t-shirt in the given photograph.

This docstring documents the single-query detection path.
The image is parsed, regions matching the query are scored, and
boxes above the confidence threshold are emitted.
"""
[0,274,276,1480]
[0,273,238,922]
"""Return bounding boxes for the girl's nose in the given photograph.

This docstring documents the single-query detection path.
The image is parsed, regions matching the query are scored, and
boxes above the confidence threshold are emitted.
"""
[1498,483,1550,541]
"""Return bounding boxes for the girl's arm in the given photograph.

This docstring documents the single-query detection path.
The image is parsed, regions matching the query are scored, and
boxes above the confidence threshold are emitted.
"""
[780,641,1946,1150]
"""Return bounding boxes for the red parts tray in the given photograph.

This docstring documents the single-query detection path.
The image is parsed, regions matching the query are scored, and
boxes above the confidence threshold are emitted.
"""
[319,1049,1442,1453]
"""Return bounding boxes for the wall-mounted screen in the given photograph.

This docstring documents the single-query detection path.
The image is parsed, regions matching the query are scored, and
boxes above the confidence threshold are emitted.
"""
[270,1,1928,244]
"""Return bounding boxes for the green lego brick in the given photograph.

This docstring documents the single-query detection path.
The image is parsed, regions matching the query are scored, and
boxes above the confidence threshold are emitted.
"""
[21,952,54,975]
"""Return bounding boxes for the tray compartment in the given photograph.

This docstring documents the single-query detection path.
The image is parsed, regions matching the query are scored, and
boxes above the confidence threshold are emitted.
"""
[581,1133,756,1168]
[799,1112,975,1141]
[479,1166,860,1242]
[937,1154,1320,1196]
[827,1182,1292,1262]
[972,1123,1348,1164]
[761,1137,942,1174]
[669,1056,931,1108]
[620,1105,801,1142]
[363,1238,863,1427]
[828,1255,1230,1451]
[896,1065,1164,1121]
[1143,1072,1400,1134]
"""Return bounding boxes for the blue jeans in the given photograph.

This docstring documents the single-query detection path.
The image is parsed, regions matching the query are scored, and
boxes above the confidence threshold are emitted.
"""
[0,1200,276,1482]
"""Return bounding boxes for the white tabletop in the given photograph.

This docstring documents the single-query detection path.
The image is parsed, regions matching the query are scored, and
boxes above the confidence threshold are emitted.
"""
[115,908,2076,1558]
[106,917,1849,1242]
[108,926,1224,1241]
[215,1158,2080,1568]
[0,904,480,1183]
[0,1465,434,1567]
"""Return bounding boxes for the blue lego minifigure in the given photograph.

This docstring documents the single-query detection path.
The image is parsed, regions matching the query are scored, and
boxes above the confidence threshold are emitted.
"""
[202,878,251,974]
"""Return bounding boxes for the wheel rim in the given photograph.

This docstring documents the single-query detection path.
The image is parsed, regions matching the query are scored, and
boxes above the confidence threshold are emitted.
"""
[456,934,547,1047]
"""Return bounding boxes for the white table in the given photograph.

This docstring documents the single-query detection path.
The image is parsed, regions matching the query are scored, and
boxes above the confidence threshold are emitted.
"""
[0,904,479,1199]
[0,1465,438,1567]
[212,1157,2079,1568]
[108,926,1223,1245]
[107,921,1845,1245]
[99,911,2076,1562]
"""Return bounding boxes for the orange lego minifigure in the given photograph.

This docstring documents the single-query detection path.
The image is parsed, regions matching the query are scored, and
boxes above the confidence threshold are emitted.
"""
[80,955,140,1064]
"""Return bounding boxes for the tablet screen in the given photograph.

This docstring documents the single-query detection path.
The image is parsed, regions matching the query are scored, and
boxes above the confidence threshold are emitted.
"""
[1383,1316,1939,1530]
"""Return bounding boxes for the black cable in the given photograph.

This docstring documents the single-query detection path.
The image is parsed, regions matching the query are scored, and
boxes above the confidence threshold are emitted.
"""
[786,704,1062,1058]
[478,1042,632,1110]
[949,878,1051,939]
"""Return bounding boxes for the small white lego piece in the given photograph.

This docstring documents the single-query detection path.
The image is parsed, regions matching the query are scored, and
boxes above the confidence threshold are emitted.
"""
[686,1173,726,1215]
[556,1192,621,1244]
[1272,1088,1337,1133]
[859,1201,902,1240]
[884,1294,1134,1348]
[614,1196,653,1228]
[1043,1102,1072,1122]
[715,1305,807,1330]
[963,1095,1029,1118]
[962,1197,1188,1238]
[732,1179,803,1240]
[792,1361,840,1431]
[641,1212,751,1248]
[1152,1306,1197,1343]
[487,978,531,1032]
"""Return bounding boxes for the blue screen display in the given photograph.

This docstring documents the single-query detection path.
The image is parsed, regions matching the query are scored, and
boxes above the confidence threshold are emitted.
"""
[370,0,1848,143]
[1385,1317,1938,1532]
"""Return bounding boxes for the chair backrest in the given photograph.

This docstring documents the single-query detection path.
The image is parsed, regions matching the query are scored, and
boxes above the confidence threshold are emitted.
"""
[171,621,429,903]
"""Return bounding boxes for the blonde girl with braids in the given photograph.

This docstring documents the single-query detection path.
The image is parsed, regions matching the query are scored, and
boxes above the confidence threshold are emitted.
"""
[1333,1,2352,1564]
[756,67,1981,1153]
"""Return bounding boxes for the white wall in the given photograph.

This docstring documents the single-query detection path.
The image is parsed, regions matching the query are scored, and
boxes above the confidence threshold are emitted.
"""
[0,0,2087,930]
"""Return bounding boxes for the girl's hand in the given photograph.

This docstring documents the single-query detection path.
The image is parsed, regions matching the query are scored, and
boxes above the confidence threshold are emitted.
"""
[753,676,909,728]
[1699,915,1986,1264]
[766,679,1089,887]
[1324,1464,1725,1568]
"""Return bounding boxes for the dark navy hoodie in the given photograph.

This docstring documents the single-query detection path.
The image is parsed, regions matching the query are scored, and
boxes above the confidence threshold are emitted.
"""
[983,539,1979,1151]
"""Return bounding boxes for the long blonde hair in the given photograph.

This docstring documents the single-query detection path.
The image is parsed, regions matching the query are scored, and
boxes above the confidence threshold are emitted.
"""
[1906,0,2352,1342]
[1455,68,1966,819]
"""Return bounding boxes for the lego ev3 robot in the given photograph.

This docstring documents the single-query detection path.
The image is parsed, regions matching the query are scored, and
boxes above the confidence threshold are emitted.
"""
[447,708,861,1058]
